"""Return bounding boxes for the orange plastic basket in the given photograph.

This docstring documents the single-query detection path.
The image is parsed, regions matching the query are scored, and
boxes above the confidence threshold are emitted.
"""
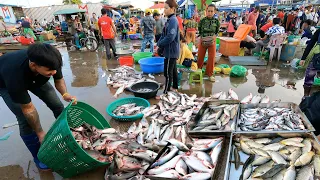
[119,56,134,66]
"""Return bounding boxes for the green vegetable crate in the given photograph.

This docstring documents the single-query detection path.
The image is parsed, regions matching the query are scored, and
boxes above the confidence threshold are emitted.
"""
[37,101,111,178]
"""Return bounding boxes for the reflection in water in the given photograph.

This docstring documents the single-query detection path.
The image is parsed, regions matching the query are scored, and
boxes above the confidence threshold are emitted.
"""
[252,65,276,94]
[229,76,248,88]
[69,52,99,87]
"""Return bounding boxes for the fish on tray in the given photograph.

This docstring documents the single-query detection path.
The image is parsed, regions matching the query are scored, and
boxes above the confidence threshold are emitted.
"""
[189,104,239,131]
[112,103,145,116]
[238,106,306,131]
[146,137,224,180]
[232,136,319,180]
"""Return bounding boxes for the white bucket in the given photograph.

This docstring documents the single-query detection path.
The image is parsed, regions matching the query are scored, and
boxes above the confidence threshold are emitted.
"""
[215,53,222,63]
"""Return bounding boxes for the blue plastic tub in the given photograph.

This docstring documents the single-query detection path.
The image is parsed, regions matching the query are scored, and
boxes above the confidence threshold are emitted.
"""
[139,57,165,74]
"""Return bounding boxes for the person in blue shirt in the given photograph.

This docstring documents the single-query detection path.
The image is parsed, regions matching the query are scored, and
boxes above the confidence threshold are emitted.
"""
[157,0,180,97]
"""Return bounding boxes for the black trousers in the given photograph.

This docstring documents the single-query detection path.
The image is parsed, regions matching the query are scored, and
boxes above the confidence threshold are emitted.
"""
[164,58,178,94]
[93,29,100,43]
[240,41,256,50]
[103,39,117,59]
[122,32,127,40]
[155,34,161,42]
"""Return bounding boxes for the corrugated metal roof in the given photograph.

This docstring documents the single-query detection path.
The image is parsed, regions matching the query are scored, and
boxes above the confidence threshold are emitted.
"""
[53,8,86,15]
[0,4,21,7]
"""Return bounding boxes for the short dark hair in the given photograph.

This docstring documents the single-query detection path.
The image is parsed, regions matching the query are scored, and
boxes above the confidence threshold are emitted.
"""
[27,43,62,70]
[207,4,216,10]
[165,0,178,9]
[304,19,312,26]
[101,8,107,15]
[273,17,281,25]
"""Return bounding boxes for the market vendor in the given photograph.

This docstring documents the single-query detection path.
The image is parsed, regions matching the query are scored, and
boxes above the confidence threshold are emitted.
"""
[0,43,77,170]
[197,4,220,82]
[21,17,37,40]
[177,34,197,71]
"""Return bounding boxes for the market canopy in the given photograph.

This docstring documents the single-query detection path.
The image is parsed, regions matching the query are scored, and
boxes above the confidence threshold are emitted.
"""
[53,8,86,15]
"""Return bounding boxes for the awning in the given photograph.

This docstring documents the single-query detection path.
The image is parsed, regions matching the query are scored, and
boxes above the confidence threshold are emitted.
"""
[53,9,86,15]
[149,3,165,9]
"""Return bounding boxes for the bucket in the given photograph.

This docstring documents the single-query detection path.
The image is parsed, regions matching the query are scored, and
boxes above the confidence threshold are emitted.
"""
[119,56,134,66]
[133,52,153,64]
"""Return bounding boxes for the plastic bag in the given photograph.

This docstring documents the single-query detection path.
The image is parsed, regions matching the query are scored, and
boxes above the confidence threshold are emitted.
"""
[214,67,222,74]
[222,67,231,75]
[230,65,247,77]
[314,77,320,86]
[217,64,230,69]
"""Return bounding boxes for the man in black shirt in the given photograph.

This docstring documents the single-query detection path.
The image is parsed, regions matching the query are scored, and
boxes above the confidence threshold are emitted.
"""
[0,43,77,170]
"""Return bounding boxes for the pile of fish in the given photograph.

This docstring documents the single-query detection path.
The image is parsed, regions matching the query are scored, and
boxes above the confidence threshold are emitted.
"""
[211,89,239,100]
[71,124,118,163]
[135,88,153,93]
[231,136,320,180]
[104,117,190,179]
[143,91,212,123]
[107,66,158,98]
[189,103,239,131]
[240,93,272,104]
[238,106,306,131]
[146,137,224,179]
[112,103,145,116]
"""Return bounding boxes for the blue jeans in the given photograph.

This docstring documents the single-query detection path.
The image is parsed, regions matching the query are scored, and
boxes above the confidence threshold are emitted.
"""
[141,34,154,53]
[0,82,64,136]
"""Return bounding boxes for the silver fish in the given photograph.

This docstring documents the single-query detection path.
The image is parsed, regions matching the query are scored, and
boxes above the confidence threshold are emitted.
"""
[181,172,211,180]
[241,93,253,104]
[228,88,239,100]
[219,92,228,100]
[167,139,189,151]
[283,165,296,180]
[152,169,180,179]
[252,156,271,166]
[182,155,212,174]
[148,155,182,175]
[212,91,223,99]
[210,141,222,167]
[251,95,262,103]
[150,147,179,168]
[296,164,314,180]
[175,158,188,176]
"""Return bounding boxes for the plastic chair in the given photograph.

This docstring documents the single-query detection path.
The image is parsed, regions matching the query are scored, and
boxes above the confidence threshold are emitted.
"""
[267,34,287,62]
[189,69,203,84]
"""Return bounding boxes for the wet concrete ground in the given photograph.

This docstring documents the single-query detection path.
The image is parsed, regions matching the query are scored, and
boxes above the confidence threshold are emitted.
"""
[0,43,314,179]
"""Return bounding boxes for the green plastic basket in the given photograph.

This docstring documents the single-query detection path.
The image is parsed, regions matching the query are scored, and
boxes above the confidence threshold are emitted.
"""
[37,101,111,178]
[133,52,153,64]
[106,97,150,121]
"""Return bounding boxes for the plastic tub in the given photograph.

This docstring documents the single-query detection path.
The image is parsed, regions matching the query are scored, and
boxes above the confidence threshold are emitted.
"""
[129,34,139,40]
[118,56,134,66]
[139,57,165,74]
[130,81,160,99]
[133,52,153,63]
[106,97,150,121]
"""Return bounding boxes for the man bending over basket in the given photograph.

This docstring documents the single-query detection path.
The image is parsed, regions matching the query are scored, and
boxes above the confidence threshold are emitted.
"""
[0,43,77,170]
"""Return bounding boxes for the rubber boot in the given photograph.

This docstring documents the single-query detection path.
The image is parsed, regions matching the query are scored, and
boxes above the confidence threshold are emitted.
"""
[75,39,81,49]
[21,133,50,170]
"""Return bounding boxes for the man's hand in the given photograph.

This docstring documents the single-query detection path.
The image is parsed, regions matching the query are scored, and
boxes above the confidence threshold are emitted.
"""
[21,103,45,142]
[63,93,77,104]
[300,60,305,66]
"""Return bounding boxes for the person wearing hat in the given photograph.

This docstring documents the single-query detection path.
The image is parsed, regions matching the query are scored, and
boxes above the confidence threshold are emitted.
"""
[140,9,156,52]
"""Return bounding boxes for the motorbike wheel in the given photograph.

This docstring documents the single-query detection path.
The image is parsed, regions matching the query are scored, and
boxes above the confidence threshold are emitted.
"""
[85,37,98,51]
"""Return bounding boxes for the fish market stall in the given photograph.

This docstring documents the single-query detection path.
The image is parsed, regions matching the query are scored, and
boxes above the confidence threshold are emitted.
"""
[225,132,320,180]
[236,103,315,133]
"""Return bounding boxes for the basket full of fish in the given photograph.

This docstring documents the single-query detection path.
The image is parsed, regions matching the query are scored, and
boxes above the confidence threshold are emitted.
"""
[107,97,150,121]
[144,136,228,180]
[236,102,315,132]
[188,100,239,133]
[226,133,320,180]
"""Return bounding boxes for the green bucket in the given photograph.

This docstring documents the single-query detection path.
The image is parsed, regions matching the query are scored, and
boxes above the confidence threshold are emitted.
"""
[133,52,153,64]
[38,101,111,178]
[216,37,220,45]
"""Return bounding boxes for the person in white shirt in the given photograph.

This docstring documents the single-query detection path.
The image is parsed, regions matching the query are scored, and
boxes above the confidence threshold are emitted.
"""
[253,18,285,53]
[41,19,47,29]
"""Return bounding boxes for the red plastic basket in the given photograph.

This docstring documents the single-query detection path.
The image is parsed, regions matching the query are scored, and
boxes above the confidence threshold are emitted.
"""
[119,56,134,66]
